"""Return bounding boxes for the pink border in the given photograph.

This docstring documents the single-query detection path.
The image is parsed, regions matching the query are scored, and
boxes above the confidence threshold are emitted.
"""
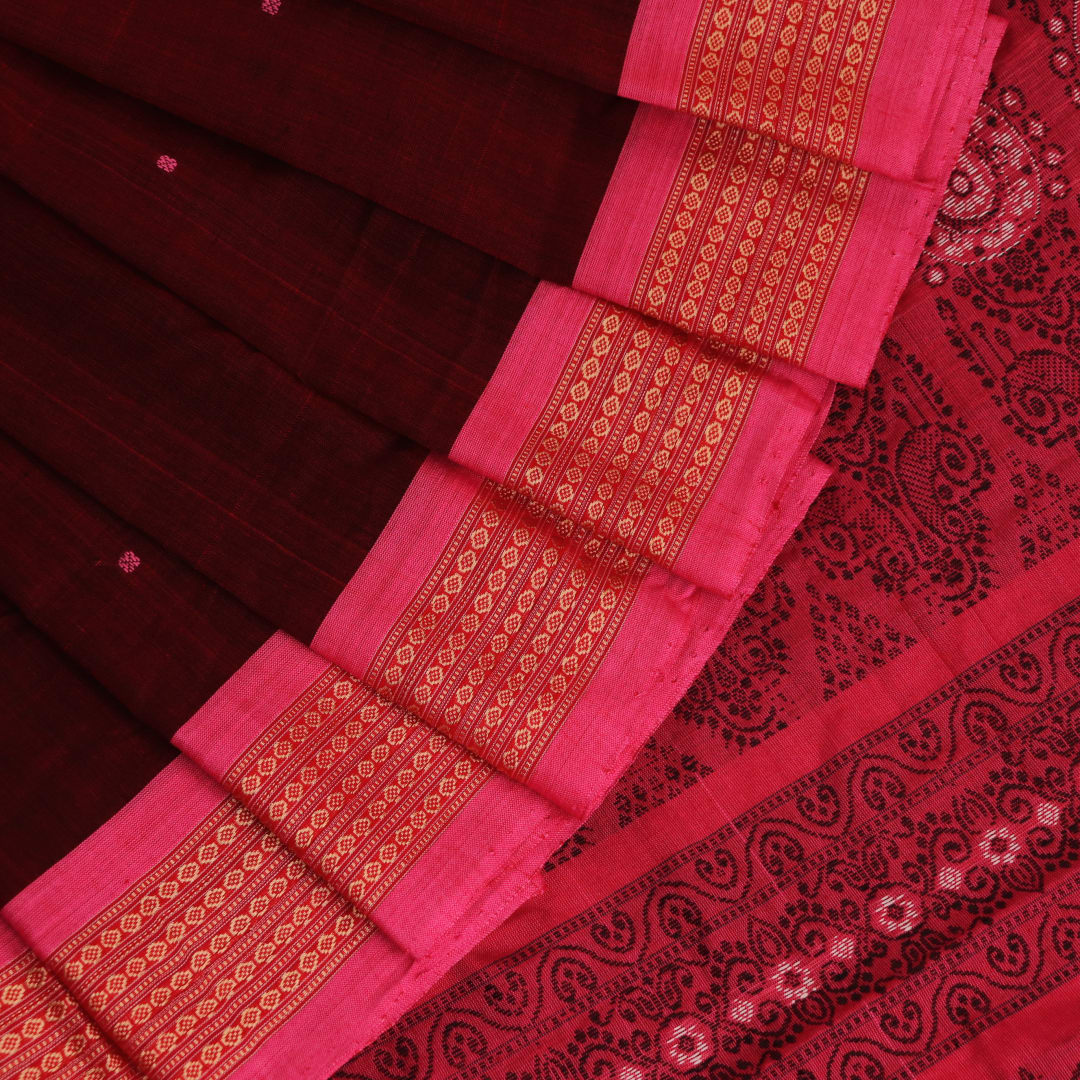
[174,631,331,776]
[918,11,1004,178]
[577,12,1000,391]
[669,365,832,591]
[177,621,577,958]
[619,0,989,180]
[450,284,597,479]
[367,777,573,954]
[452,279,834,595]
[855,0,981,179]
[2,757,226,955]
[0,920,26,967]
[572,105,695,308]
[617,0,702,114]
[311,457,481,672]
[225,931,411,1080]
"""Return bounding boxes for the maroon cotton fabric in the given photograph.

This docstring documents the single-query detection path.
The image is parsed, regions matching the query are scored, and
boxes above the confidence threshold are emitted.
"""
[349,0,639,91]
[0,43,535,452]
[0,0,635,280]
[0,179,426,635]
[0,602,175,905]
[346,0,639,91]
[0,433,270,737]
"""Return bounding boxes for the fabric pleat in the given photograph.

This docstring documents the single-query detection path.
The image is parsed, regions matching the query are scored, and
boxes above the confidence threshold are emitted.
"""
[0,43,533,452]
[0,180,425,626]
[0,0,634,280]
[342,0,990,179]
[0,601,174,904]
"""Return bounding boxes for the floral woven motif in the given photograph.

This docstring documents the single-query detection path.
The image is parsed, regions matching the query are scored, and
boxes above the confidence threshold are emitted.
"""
[0,801,373,1080]
[680,0,896,161]
[632,118,867,365]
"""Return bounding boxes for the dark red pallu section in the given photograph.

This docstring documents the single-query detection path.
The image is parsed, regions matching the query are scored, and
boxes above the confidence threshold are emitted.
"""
[337,8,1080,1079]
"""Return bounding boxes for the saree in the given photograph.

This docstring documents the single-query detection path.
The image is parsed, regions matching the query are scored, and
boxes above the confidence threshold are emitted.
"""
[0,0,1029,1078]
[337,5,1080,1078]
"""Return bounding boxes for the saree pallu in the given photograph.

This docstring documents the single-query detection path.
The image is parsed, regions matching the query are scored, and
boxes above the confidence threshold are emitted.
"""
[0,2,1001,1079]
[338,5,1080,1078]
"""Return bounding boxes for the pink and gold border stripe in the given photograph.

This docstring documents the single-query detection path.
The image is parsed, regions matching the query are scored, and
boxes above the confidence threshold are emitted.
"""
[620,0,988,180]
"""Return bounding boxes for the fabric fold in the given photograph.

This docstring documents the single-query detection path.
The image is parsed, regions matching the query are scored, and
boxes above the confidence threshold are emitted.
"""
[0,3,999,390]
[338,0,986,181]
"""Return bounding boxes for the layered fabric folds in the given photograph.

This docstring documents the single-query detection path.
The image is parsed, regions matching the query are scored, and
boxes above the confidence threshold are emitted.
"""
[0,2,1005,1080]
[337,10,1080,1079]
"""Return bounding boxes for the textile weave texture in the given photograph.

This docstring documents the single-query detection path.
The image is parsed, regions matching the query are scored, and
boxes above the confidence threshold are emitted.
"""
[0,1,1012,1079]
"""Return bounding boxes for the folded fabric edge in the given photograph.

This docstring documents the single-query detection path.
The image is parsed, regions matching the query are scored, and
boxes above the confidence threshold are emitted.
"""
[577,10,1000,391]
[619,0,990,181]
[807,13,1006,387]
[0,284,834,1080]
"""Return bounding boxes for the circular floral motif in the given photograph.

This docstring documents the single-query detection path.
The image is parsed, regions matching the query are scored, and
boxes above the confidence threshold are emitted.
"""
[658,1015,714,1071]
[870,887,923,937]
[770,958,819,1004]
[117,550,141,573]
[979,824,1022,866]
[926,102,1041,267]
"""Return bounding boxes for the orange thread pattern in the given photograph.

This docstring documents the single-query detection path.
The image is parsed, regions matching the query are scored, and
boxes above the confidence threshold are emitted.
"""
[681,0,896,163]
[365,480,648,781]
[224,667,492,909]
[0,951,137,1080]
[632,118,867,366]
[0,800,373,1080]
[0,292,771,1080]
[510,303,763,567]
[364,300,763,781]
